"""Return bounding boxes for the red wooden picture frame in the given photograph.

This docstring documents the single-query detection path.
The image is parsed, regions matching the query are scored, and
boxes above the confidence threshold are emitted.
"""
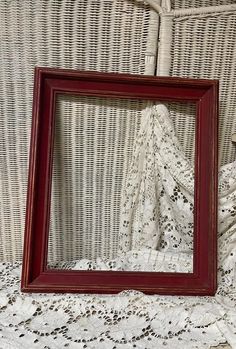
[21,67,218,295]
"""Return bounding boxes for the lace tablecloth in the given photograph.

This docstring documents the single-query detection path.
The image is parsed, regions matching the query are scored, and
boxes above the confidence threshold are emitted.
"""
[0,261,235,349]
[1,105,236,348]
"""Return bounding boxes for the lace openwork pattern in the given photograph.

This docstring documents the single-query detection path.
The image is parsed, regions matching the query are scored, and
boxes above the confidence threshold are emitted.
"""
[1,105,236,348]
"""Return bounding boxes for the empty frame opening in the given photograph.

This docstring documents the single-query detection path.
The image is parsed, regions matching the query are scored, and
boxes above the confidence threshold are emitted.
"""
[47,95,195,273]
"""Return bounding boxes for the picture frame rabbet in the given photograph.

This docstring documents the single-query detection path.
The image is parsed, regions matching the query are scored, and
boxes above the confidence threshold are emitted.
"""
[21,67,218,295]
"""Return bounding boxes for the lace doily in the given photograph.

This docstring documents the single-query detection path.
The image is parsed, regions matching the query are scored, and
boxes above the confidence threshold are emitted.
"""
[1,105,236,348]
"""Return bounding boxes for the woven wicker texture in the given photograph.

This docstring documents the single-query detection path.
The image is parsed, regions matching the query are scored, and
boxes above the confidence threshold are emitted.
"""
[171,0,236,9]
[0,0,160,261]
[163,5,236,166]
[48,95,144,262]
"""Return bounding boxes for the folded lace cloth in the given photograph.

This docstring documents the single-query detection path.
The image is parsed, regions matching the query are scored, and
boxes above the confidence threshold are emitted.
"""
[1,105,236,348]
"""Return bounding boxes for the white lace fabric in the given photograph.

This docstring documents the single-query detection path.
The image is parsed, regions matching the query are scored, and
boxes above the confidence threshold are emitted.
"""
[1,105,236,348]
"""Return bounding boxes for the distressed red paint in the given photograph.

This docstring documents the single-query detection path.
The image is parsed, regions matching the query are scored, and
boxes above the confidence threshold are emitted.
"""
[21,67,218,295]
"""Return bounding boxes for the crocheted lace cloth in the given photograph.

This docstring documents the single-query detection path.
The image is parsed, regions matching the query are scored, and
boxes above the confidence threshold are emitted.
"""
[1,105,236,348]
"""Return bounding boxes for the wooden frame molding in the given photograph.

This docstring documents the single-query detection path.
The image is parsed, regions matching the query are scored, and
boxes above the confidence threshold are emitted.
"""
[21,67,218,295]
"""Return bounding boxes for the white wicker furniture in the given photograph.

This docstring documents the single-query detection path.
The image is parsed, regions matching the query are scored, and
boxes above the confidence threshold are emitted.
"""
[157,2,236,166]
[0,1,236,348]
[0,0,160,261]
